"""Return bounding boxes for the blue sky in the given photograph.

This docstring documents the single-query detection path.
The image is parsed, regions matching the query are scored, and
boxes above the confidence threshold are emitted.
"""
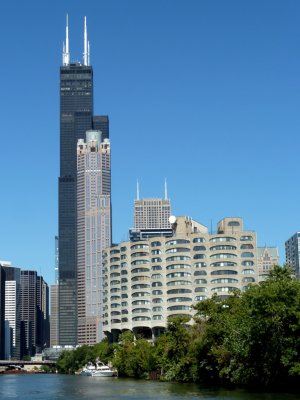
[0,0,299,285]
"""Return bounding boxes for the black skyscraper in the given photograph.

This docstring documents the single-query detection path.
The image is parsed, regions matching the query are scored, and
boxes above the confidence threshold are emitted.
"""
[58,17,109,345]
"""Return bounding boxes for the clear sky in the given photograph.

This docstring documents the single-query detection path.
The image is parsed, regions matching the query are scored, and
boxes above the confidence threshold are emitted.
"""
[0,0,299,286]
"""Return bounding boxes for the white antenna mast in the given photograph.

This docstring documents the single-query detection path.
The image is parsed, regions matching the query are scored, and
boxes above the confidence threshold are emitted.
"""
[63,14,70,66]
[83,16,89,66]
[137,180,140,200]
[164,178,168,200]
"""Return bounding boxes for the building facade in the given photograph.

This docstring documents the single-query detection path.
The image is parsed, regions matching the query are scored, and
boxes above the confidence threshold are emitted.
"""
[50,284,59,347]
[134,198,171,231]
[1,262,21,359]
[36,276,50,352]
[58,17,109,345]
[130,190,172,241]
[103,216,258,341]
[0,266,5,359]
[77,131,111,344]
[285,232,300,278]
[20,270,37,357]
[257,247,280,281]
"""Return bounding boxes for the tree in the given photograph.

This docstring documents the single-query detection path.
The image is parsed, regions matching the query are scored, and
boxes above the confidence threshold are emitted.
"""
[194,265,300,388]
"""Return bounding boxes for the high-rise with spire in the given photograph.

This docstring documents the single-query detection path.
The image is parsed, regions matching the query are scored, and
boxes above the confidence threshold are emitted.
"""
[58,16,109,345]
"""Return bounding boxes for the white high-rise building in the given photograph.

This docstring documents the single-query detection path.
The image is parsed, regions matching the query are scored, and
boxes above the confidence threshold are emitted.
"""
[77,130,111,344]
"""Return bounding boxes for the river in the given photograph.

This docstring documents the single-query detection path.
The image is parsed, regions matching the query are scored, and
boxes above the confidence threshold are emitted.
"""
[0,374,299,400]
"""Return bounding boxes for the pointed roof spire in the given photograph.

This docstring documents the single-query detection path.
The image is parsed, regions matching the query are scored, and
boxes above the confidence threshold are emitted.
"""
[63,14,70,66]
[83,16,90,66]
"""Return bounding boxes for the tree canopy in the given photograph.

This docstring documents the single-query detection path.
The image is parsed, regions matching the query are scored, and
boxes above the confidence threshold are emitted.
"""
[57,266,300,389]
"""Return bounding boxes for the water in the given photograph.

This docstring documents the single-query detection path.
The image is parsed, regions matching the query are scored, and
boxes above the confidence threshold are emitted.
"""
[0,374,299,400]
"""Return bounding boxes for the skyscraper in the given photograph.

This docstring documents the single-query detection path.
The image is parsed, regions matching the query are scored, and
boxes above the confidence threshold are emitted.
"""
[129,182,172,241]
[134,182,171,230]
[50,236,59,346]
[20,270,37,357]
[58,16,109,345]
[77,131,111,344]
[36,276,50,352]
[285,232,300,278]
[1,262,21,360]
[0,266,5,359]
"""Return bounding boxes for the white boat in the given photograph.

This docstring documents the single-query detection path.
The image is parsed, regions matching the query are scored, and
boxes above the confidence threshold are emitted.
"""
[80,361,115,377]
[91,361,115,377]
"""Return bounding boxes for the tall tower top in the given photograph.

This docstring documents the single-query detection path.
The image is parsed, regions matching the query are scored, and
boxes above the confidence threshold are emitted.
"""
[83,16,90,66]
[62,16,91,66]
[62,14,70,66]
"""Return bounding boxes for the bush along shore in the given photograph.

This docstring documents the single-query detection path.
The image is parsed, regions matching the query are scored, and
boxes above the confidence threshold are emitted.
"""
[57,266,300,390]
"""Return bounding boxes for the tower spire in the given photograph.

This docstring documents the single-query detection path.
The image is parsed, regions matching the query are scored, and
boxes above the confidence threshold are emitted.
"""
[83,16,89,66]
[63,14,70,66]
[136,179,140,200]
[164,178,168,200]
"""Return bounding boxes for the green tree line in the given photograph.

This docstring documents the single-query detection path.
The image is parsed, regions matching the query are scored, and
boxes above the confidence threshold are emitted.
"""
[57,266,300,388]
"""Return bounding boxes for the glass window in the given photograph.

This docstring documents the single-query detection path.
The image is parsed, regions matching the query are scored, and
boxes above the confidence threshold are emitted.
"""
[166,239,190,245]
[211,278,238,284]
[193,246,206,251]
[210,237,236,243]
[240,236,253,241]
[167,297,192,303]
[211,270,238,275]
[167,305,191,311]
[166,255,191,261]
[151,241,161,247]
[193,237,206,243]
[166,247,190,253]
[194,254,206,259]
[241,252,254,258]
[228,221,240,226]
[167,288,192,294]
[194,295,207,301]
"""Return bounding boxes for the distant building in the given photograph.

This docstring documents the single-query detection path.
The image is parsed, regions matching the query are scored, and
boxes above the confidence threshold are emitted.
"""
[54,236,59,284]
[257,247,280,281]
[103,216,259,342]
[1,262,21,359]
[0,266,5,359]
[130,183,172,241]
[50,285,59,347]
[77,130,111,344]
[20,270,37,357]
[50,236,59,346]
[20,270,49,357]
[285,232,300,278]
[36,276,50,352]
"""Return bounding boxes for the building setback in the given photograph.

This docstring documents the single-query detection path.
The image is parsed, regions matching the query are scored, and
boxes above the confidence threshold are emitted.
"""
[58,17,109,345]
[77,131,111,344]
[103,216,259,341]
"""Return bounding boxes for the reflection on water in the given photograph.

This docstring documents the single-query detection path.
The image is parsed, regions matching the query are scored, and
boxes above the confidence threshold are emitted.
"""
[0,374,299,400]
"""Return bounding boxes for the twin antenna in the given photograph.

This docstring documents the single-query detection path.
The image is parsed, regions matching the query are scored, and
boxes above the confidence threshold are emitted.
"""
[62,15,90,66]
[136,178,168,201]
